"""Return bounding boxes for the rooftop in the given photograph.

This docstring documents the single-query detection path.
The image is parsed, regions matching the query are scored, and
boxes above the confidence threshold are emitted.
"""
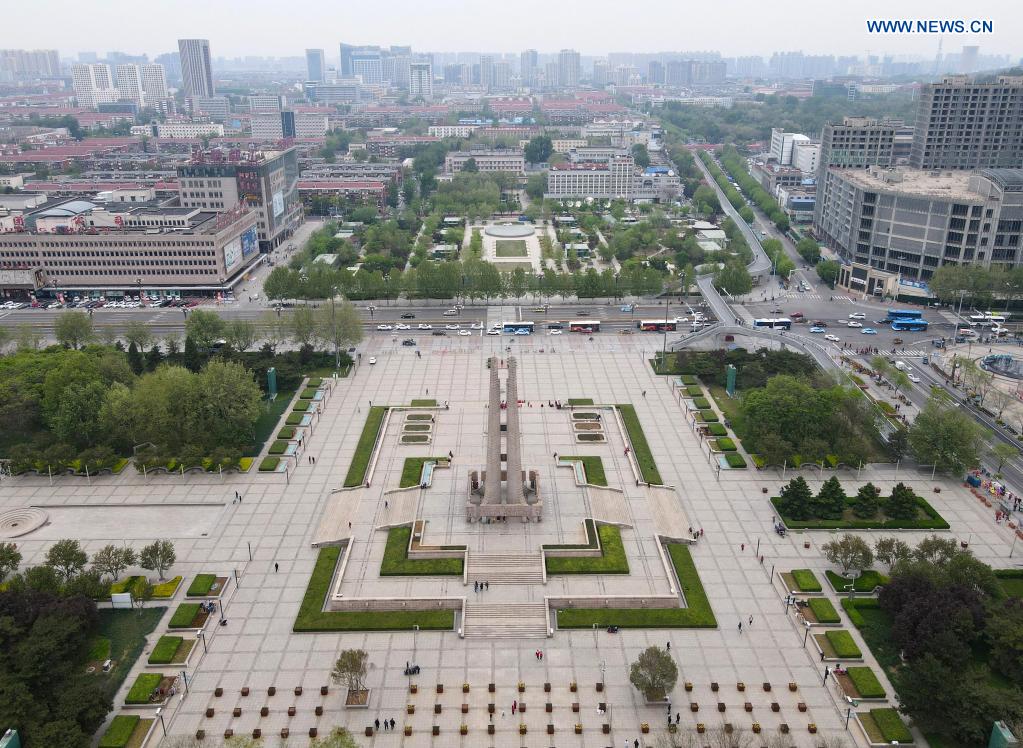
[832,167,978,199]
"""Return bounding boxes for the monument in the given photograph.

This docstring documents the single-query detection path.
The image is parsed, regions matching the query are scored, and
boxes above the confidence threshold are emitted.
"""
[468,357,542,521]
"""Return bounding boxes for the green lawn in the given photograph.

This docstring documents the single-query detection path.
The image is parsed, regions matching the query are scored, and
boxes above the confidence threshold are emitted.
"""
[343,406,388,487]
[410,398,438,407]
[546,525,628,574]
[996,569,1023,598]
[861,708,913,743]
[807,597,840,624]
[244,386,298,457]
[825,569,890,593]
[846,666,886,699]
[772,496,949,530]
[790,568,822,592]
[259,456,280,471]
[556,543,716,628]
[616,404,662,484]
[147,635,186,664]
[125,672,164,704]
[168,603,203,628]
[186,574,217,597]
[294,547,455,632]
[98,715,139,748]
[559,455,607,486]
[399,457,447,488]
[566,398,594,405]
[381,526,463,575]
[495,239,528,257]
[93,607,165,699]
[825,629,862,658]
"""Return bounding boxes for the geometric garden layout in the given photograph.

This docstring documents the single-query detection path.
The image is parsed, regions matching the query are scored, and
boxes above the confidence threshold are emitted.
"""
[1,344,1008,746]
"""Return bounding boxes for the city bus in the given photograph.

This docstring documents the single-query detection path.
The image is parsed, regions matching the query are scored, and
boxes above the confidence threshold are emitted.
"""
[638,319,679,332]
[502,321,535,334]
[887,309,924,322]
[891,318,929,332]
[752,318,792,330]
[569,320,601,332]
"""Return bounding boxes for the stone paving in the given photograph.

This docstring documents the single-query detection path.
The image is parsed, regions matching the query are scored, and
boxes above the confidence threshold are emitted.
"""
[2,334,1019,746]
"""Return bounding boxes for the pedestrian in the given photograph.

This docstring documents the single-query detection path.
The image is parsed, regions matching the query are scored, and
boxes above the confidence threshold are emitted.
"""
[675,712,680,724]
[741,543,745,551]
[485,581,489,590]
[666,641,670,651]
[238,494,242,504]
[385,500,389,509]
[512,700,517,715]
[748,614,753,626]
[700,528,704,537]
[374,719,380,731]
[449,450,453,459]
[348,521,352,529]
[475,581,479,593]
[820,649,826,662]
[539,650,543,660]
[274,562,279,573]
[390,718,395,730]
[535,649,539,660]
[738,621,742,634]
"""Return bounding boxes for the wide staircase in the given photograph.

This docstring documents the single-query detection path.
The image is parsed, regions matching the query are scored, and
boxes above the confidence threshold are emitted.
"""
[462,601,548,639]
[466,552,545,585]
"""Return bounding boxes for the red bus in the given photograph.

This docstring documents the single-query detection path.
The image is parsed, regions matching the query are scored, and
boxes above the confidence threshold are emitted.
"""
[638,319,678,332]
[569,320,601,332]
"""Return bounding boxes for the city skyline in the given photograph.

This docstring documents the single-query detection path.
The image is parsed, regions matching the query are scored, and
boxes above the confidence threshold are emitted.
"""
[10,0,1019,59]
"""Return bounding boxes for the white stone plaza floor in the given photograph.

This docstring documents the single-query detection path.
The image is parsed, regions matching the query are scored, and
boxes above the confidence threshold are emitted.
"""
[2,333,1020,746]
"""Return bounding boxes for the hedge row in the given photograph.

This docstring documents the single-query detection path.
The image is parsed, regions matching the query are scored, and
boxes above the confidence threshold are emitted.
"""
[147,636,183,664]
[725,453,747,468]
[807,597,840,624]
[616,404,662,484]
[125,672,163,704]
[825,629,862,658]
[791,569,822,592]
[771,496,950,530]
[343,406,388,487]
[847,666,886,699]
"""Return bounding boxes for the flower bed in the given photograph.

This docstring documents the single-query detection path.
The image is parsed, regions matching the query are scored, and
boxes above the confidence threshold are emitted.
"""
[152,576,182,598]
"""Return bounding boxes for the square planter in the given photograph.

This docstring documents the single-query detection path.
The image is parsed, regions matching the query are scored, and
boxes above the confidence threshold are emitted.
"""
[364,727,373,737]
[260,707,269,717]
[547,724,555,735]
[744,702,753,712]
[404,726,412,736]
[488,724,495,735]
[195,730,205,740]
[205,708,214,718]
[436,684,443,694]
[287,706,296,717]
[798,702,807,712]
[214,687,223,697]
[697,723,706,734]
[602,724,610,734]
[752,723,761,734]
[711,682,719,692]
[575,724,583,734]
[572,702,580,713]
[788,682,798,692]
[737,682,745,692]
[460,725,467,735]
[308,727,319,738]
[224,730,233,739]
[519,702,526,713]
[771,702,780,712]
[596,682,604,692]
[780,723,790,734]
[763,682,772,692]
[294,686,302,696]
[434,704,442,714]
[724,724,733,734]
[409,684,417,694]
[462,683,469,693]
[252,730,261,740]
[690,702,699,712]
[717,703,726,713]
[570,682,577,692]
[232,708,241,718]
[461,703,468,714]
[544,682,551,693]
[684,681,693,691]
[519,724,527,735]
[432,726,439,736]
[320,686,328,696]
[267,686,276,696]
[808,723,818,734]
[641,723,650,734]
[546,702,553,713]
[406,704,415,715]
[315,706,323,716]
[488,683,495,693]
[241,687,249,696]
[488,703,495,714]
[518,682,525,693]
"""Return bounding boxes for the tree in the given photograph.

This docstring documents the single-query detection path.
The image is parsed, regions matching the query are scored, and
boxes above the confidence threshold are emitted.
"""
[184,310,225,351]
[461,157,478,173]
[127,341,144,375]
[224,319,258,352]
[54,310,95,349]
[874,537,911,570]
[314,300,364,362]
[15,323,43,351]
[139,540,175,580]
[821,534,874,576]
[91,544,136,581]
[123,320,154,351]
[130,576,154,616]
[812,476,846,519]
[908,395,984,473]
[887,428,909,460]
[264,266,297,302]
[288,305,318,348]
[523,135,553,164]
[45,538,88,582]
[851,482,881,519]
[777,476,813,520]
[331,649,368,693]
[885,482,919,520]
[631,143,651,168]
[629,646,678,700]
[183,335,203,372]
[309,727,361,748]
[985,597,1023,687]
[814,259,839,286]
[713,262,752,295]
[994,442,1018,475]
[525,172,547,201]
[796,237,821,264]
[187,359,263,452]
[911,535,962,566]
[0,541,21,580]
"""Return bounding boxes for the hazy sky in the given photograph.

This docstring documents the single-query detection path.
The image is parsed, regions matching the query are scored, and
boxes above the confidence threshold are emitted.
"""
[10,0,1021,59]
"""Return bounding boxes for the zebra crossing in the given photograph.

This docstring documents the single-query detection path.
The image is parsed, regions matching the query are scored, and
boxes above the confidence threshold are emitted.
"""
[781,293,853,302]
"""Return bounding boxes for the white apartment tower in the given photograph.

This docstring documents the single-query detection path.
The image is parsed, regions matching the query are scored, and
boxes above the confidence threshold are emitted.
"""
[140,64,169,101]
[558,49,581,88]
[71,63,119,108]
[114,64,145,105]
[409,61,433,98]
[178,38,215,98]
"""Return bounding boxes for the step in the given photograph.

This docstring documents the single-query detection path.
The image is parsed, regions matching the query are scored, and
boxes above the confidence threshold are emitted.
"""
[463,602,548,639]
[466,553,545,585]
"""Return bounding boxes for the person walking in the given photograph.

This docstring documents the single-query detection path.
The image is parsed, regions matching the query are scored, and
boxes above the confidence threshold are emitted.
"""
[738,621,743,634]
[274,562,279,573]
[748,614,754,626]
[666,641,670,651]
[374,719,380,731]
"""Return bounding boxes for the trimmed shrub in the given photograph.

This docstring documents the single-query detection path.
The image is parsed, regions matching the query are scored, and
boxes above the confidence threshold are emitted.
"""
[277,426,296,440]
[99,715,140,748]
[791,569,822,592]
[285,412,304,426]
[693,397,711,409]
[870,708,912,742]
[306,377,323,387]
[807,597,840,624]
[186,574,216,597]
[825,630,862,658]
[300,388,318,399]
[706,423,728,436]
[259,457,280,472]
[846,667,885,699]
[168,603,201,628]
[680,375,698,385]
[268,440,288,455]
[725,453,747,468]
[716,437,737,451]
[686,386,703,397]
[125,672,164,704]
[698,409,718,422]
[148,636,183,664]
[617,404,662,484]
[840,597,880,627]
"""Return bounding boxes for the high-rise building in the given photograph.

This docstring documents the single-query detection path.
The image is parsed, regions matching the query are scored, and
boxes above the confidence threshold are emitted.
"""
[480,55,495,91]
[178,39,215,98]
[818,117,898,171]
[647,60,665,85]
[769,129,810,165]
[0,49,60,78]
[910,75,1023,170]
[351,48,383,85]
[409,61,433,98]
[113,64,145,106]
[443,64,469,86]
[592,60,610,86]
[493,61,511,90]
[520,49,538,86]
[306,49,325,83]
[71,63,120,109]
[961,45,979,74]
[140,64,169,101]
[558,49,580,88]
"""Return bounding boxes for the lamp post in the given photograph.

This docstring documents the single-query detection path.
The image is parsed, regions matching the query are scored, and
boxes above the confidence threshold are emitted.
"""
[330,285,340,372]
[197,629,207,654]
[155,708,167,735]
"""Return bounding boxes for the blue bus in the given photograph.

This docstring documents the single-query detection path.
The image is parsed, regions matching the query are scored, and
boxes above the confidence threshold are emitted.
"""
[502,321,535,335]
[887,309,923,322]
[891,319,929,332]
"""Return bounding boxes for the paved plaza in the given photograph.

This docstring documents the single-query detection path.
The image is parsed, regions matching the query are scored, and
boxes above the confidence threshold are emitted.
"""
[1,334,1020,746]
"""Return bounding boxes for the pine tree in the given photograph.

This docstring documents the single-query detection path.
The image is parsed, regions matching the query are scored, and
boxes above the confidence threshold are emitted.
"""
[813,476,847,519]
[852,482,882,519]
[779,476,813,520]
[885,482,919,520]
[183,335,202,372]
[127,341,144,375]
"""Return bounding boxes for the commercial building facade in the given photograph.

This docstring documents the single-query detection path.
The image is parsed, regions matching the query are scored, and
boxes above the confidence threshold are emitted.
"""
[545,156,679,202]
[444,150,525,175]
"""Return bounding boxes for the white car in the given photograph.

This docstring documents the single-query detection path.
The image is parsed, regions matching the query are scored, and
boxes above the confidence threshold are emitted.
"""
[418,323,432,330]
[514,329,530,335]
[458,329,471,336]
[376,324,393,331]
[368,357,377,365]
[847,321,862,328]
[825,334,841,342]
[549,329,563,336]
[395,323,411,330]
[470,323,483,329]
[908,374,921,384]
[486,329,500,336]
[445,324,460,330]
[848,312,866,320]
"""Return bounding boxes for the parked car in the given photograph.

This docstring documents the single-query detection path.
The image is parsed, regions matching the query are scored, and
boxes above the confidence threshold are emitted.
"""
[402,339,416,346]
[368,357,377,364]
[376,324,393,330]
[458,329,471,336]
[418,323,432,329]
[861,327,877,335]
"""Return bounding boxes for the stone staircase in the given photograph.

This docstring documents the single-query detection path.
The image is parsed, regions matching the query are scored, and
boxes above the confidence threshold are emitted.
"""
[466,552,545,585]
[463,602,548,639]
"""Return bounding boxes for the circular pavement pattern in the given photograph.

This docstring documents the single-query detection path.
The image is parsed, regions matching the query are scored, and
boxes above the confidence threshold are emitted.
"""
[484,223,534,238]
[0,507,49,538]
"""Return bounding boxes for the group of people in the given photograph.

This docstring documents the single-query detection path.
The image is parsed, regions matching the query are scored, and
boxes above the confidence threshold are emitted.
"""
[373,718,396,732]
[403,663,420,676]
[473,580,490,593]
[688,526,704,541]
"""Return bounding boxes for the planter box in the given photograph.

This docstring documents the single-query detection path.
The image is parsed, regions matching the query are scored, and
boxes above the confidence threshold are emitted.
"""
[462,684,469,693]
[267,686,276,696]
[294,686,302,696]
[461,704,468,714]
[260,707,268,717]
[488,724,495,735]
[460,725,467,735]
[406,705,414,715]
[602,724,610,734]
[641,723,649,734]
[315,705,323,716]
[737,682,745,691]
[404,726,412,736]
[489,683,495,693]
[214,687,223,697]
[287,707,296,717]
[544,682,551,693]
[772,702,780,712]
[519,724,527,735]
[763,682,771,691]
[717,702,726,712]
[232,708,241,718]
[684,682,693,691]
[432,726,439,736]
[570,682,577,692]
[488,703,494,714]
[546,702,553,713]
[320,686,328,696]
[205,708,214,718]
[690,703,699,712]
[241,687,250,696]
[409,684,417,694]
[572,703,579,712]
[575,724,583,734]
[434,704,442,714]
[596,682,604,692]
[711,682,719,692]
[436,684,443,694]
[789,682,798,692]
[309,728,317,738]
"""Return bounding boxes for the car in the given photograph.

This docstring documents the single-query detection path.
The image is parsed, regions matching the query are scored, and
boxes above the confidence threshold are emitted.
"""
[908,374,921,383]
[861,327,877,335]
[790,312,804,319]
[47,301,63,309]
[547,323,564,330]
[514,329,530,335]
[532,307,545,312]
[458,329,471,336]
[825,334,841,342]
[811,320,827,327]
[486,329,500,336]
[470,323,483,329]
[376,324,393,330]
[431,330,447,336]
[402,339,416,346]
[847,321,863,328]
[442,309,458,316]
[848,312,866,320]
[549,329,563,335]
[445,324,459,330]
[395,323,411,330]
[368,357,377,364]
[400,313,416,319]
[417,323,432,329]
[809,326,826,333]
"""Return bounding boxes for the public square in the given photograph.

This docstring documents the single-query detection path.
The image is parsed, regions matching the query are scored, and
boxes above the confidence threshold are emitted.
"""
[1,334,1018,747]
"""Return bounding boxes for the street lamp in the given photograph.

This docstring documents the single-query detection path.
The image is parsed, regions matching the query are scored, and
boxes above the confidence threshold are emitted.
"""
[197,629,207,654]
[155,708,167,735]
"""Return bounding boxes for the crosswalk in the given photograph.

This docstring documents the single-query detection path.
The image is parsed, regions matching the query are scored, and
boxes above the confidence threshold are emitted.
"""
[780,293,853,302]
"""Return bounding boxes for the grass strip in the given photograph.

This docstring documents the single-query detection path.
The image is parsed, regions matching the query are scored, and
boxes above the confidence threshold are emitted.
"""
[147,636,183,665]
[566,398,593,405]
[410,398,437,407]
[825,629,863,658]
[791,568,822,592]
[258,456,280,472]
[381,526,463,575]
[125,672,163,704]
[559,455,607,486]
[556,543,716,628]
[294,547,455,632]
[186,574,216,597]
[868,708,913,743]
[168,603,201,628]
[807,597,840,624]
[546,525,628,574]
[99,715,139,748]
[399,457,446,488]
[343,406,388,487]
[616,404,662,484]
[825,569,889,593]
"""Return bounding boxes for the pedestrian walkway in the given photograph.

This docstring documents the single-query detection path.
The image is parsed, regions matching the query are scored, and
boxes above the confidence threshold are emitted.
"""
[462,601,548,638]
[587,486,632,527]
[647,485,692,542]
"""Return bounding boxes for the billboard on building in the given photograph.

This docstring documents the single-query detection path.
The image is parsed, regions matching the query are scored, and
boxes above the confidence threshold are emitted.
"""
[223,236,242,271]
[241,226,258,258]
[272,190,284,218]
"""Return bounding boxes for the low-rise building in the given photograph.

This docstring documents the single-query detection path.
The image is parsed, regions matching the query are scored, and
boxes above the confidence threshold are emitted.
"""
[545,156,679,202]
[133,122,225,138]
[444,150,525,175]
[428,124,478,138]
